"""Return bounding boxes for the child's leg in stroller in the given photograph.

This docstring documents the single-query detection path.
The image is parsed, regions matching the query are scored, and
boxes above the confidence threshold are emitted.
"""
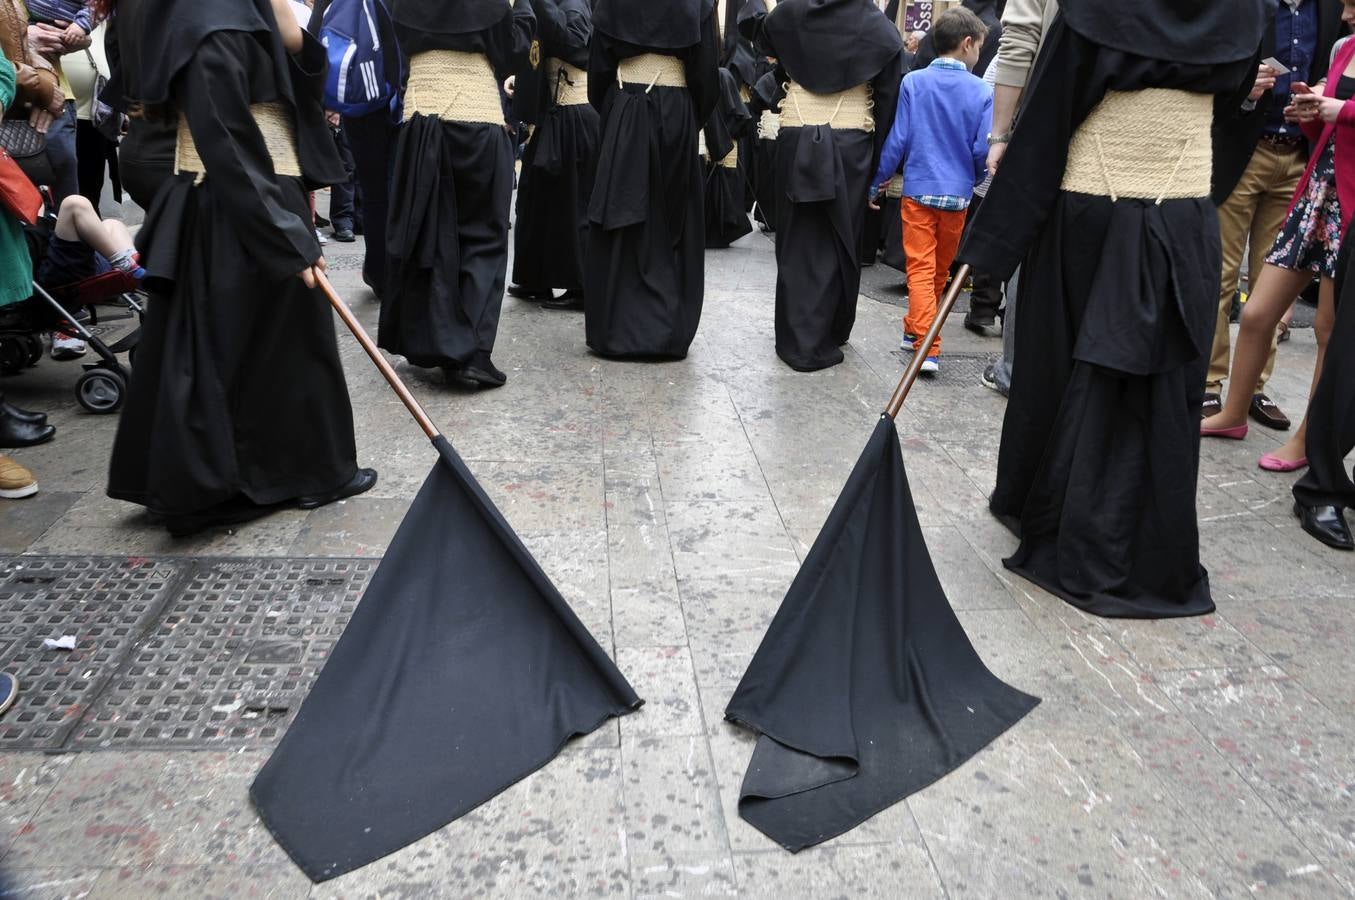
[55,196,140,274]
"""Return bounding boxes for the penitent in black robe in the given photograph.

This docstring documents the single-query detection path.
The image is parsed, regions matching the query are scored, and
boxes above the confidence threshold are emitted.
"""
[583,0,720,359]
[703,67,754,248]
[106,0,358,519]
[511,0,598,296]
[380,0,535,373]
[957,2,1267,618]
[738,0,780,232]
[760,0,902,372]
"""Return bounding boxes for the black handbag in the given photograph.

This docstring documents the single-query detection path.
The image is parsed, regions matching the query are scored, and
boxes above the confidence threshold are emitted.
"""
[0,118,56,190]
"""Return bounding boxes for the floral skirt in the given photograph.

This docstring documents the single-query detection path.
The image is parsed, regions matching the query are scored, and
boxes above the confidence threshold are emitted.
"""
[1266,141,1342,278]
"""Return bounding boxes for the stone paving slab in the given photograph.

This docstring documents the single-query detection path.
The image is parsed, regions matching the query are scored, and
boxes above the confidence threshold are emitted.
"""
[1,226,1353,898]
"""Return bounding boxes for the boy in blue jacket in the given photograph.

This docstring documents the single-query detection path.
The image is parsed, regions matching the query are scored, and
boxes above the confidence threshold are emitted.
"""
[870,7,992,373]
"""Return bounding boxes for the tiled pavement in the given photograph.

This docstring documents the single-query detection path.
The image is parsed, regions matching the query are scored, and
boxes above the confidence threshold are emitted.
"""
[0,217,1353,898]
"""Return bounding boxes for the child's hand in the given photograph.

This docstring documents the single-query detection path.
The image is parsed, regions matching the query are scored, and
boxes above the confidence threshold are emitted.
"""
[867,183,884,211]
[60,22,89,48]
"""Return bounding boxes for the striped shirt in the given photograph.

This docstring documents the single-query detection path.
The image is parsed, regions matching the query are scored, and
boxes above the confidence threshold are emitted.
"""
[25,0,90,33]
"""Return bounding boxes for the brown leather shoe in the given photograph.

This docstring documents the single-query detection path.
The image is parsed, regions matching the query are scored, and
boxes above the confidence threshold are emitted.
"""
[1201,392,1221,419]
[1249,393,1291,431]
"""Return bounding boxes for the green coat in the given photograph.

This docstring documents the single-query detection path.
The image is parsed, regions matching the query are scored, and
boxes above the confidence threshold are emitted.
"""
[0,56,33,307]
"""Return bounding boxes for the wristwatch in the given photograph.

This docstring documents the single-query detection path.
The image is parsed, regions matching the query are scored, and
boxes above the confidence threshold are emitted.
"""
[986,132,1011,147]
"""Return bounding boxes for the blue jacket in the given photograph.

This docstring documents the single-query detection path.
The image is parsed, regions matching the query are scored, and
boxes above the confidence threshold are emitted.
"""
[871,59,993,200]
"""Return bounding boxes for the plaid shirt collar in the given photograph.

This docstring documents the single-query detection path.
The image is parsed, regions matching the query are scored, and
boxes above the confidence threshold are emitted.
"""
[929,58,969,72]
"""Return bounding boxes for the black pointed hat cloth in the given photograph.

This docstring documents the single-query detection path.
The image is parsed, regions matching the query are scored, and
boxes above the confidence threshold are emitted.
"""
[252,438,642,882]
[725,416,1039,851]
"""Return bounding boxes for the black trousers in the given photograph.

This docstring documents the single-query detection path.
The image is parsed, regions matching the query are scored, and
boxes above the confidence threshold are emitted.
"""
[962,194,1003,323]
[342,111,397,297]
[1293,232,1355,510]
[76,120,120,208]
[329,127,359,232]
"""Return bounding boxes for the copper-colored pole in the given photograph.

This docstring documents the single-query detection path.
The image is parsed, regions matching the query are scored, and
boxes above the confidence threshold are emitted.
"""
[884,264,971,420]
[315,268,440,441]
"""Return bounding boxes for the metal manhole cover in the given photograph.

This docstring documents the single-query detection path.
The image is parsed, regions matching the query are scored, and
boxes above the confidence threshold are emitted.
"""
[889,351,993,383]
[69,558,374,750]
[0,558,185,750]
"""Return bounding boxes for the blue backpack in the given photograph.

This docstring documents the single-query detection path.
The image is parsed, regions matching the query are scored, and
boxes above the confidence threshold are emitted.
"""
[319,0,404,119]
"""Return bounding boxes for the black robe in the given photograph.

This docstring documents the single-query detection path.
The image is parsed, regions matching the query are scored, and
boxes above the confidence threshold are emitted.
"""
[956,11,1266,618]
[106,2,358,518]
[379,0,536,371]
[703,67,754,248]
[583,0,720,359]
[511,0,598,294]
[760,0,902,372]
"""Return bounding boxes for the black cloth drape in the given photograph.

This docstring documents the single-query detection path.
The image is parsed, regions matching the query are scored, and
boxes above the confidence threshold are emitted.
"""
[703,68,754,248]
[760,0,901,372]
[107,28,356,517]
[583,15,721,359]
[957,20,1264,617]
[380,1,535,370]
[726,416,1040,851]
[1294,228,1355,511]
[252,437,642,882]
[512,0,599,293]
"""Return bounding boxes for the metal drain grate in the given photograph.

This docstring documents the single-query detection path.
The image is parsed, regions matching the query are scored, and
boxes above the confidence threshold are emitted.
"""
[0,558,185,750]
[890,351,994,384]
[70,558,374,750]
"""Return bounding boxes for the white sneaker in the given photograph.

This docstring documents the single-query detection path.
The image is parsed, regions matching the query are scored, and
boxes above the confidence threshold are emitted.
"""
[900,333,919,352]
[315,229,329,245]
[50,332,87,361]
[920,356,940,375]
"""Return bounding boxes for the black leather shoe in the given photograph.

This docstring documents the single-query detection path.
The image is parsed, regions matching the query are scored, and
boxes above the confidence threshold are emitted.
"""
[460,363,507,388]
[507,285,553,301]
[1249,393,1291,431]
[0,414,55,448]
[332,228,356,243]
[1294,502,1354,551]
[0,399,46,425]
[543,291,585,311]
[297,467,379,510]
[1200,392,1221,419]
[165,502,280,537]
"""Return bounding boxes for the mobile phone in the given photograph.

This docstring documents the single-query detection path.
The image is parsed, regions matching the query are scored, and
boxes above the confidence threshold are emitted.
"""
[1261,56,1292,75]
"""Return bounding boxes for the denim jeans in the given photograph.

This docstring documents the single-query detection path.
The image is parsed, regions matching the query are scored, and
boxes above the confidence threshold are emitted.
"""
[45,100,80,206]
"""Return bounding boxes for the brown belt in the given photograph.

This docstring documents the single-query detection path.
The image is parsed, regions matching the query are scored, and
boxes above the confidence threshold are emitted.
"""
[1258,132,1305,152]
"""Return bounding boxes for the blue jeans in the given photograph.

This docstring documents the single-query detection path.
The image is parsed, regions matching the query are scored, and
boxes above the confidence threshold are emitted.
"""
[45,101,79,206]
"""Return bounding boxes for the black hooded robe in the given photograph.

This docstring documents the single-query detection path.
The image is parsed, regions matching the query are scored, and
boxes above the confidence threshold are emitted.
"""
[738,0,781,232]
[956,0,1269,618]
[106,0,359,519]
[379,0,535,373]
[583,0,720,359]
[703,67,755,248]
[760,0,902,372]
[510,0,598,296]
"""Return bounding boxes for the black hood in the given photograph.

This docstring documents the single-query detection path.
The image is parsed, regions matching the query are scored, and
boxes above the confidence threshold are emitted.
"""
[764,0,901,95]
[1061,0,1274,66]
[391,0,514,36]
[594,0,714,49]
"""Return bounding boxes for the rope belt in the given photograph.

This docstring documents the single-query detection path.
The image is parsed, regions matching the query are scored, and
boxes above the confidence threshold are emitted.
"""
[884,173,903,200]
[718,144,738,169]
[405,50,504,125]
[780,82,874,133]
[617,53,687,90]
[1061,89,1212,204]
[175,102,300,184]
[758,110,781,141]
[547,58,589,107]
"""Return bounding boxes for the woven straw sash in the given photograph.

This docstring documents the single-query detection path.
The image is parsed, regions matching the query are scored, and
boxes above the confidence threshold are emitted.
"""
[547,58,589,106]
[781,82,874,133]
[757,110,780,141]
[1061,89,1212,204]
[617,53,687,90]
[405,51,504,125]
[175,102,300,184]
[718,143,738,169]
[884,173,903,199]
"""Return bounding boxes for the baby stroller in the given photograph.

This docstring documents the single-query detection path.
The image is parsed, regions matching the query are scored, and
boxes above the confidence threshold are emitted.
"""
[0,195,144,413]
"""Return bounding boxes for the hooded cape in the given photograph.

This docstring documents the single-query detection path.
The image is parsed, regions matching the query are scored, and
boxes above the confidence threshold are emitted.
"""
[593,0,714,49]
[763,0,901,95]
[1060,0,1273,66]
[390,0,515,35]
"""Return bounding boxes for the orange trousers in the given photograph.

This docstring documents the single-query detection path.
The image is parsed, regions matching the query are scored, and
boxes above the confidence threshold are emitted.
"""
[901,198,967,358]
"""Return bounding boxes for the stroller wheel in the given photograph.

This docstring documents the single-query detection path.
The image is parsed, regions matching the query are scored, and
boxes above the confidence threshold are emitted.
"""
[23,335,43,367]
[76,367,126,414]
[0,335,26,374]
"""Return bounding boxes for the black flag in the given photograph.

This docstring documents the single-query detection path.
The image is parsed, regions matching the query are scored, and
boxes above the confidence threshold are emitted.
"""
[252,437,642,882]
[725,416,1039,851]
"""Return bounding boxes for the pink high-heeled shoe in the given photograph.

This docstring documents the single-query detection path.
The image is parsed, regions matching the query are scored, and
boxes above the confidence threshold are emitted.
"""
[1201,422,1248,439]
[1258,452,1308,473]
